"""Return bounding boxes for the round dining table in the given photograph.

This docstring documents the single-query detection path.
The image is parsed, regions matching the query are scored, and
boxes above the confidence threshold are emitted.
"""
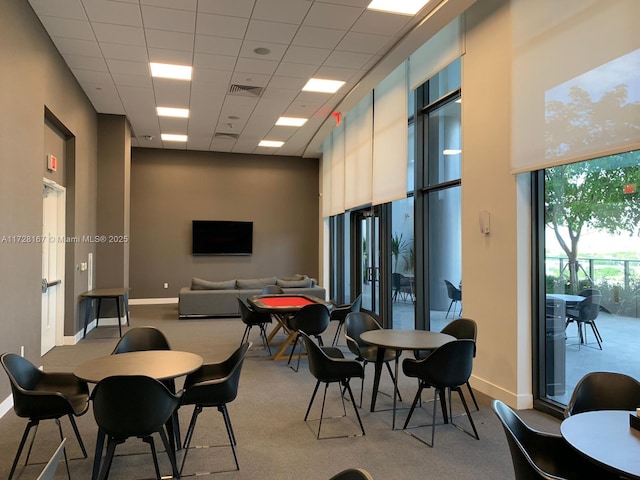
[73,350,203,384]
[561,410,640,479]
[360,329,455,429]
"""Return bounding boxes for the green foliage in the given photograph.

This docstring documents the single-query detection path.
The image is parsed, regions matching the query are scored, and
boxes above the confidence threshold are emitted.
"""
[391,232,408,272]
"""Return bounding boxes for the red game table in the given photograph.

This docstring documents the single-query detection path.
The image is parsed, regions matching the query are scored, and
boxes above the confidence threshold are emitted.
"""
[247,294,332,361]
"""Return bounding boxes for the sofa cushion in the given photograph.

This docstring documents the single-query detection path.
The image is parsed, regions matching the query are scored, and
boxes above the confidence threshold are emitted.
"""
[276,277,312,288]
[191,277,236,290]
[236,276,277,289]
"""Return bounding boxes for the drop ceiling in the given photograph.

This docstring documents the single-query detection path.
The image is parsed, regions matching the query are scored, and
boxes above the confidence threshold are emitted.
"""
[27,0,467,157]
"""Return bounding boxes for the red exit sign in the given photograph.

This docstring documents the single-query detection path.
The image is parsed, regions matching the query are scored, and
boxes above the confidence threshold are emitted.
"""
[623,184,636,194]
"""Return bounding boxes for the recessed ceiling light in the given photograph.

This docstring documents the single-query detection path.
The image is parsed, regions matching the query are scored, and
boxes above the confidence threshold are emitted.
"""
[443,149,462,155]
[161,134,188,142]
[157,107,189,118]
[302,78,345,94]
[150,62,192,80]
[367,0,430,15]
[253,47,271,55]
[276,117,308,127]
[259,140,284,148]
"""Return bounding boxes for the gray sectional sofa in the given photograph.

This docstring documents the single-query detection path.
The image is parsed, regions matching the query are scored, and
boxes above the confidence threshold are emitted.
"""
[178,275,326,318]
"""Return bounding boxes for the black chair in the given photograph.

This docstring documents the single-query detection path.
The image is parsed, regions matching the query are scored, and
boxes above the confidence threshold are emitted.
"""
[1,352,89,480]
[415,318,479,411]
[91,375,182,480]
[262,285,284,294]
[444,280,462,318]
[36,438,67,480]
[392,273,413,302]
[564,371,640,417]
[344,311,401,407]
[300,332,365,439]
[330,294,362,346]
[111,326,181,447]
[238,297,272,354]
[180,342,251,474]
[492,399,619,480]
[328,468,374,480]
[286,303,330,372]
[565,294,603,349]
[402,339,478,447]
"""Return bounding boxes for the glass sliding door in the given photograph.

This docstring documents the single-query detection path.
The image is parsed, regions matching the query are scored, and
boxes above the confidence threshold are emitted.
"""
[353,208,381,315]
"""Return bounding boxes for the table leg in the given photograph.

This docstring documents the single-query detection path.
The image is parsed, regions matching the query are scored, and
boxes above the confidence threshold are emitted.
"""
[272,330,298,361]
[392,349,401,430]
[123,292,130,326]
[92,428,105,480]
[83,298,93,338]
[96,298,102,328]
[115,296,122,338]
[370,347,386,412]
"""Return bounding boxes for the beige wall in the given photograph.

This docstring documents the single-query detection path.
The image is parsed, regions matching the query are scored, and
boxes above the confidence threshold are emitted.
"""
[129,148,321,299]
[0,0,99,401]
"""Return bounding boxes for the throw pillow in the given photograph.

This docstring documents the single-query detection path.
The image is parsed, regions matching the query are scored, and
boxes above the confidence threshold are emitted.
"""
[191,277,236,290]
[276,278,312,288]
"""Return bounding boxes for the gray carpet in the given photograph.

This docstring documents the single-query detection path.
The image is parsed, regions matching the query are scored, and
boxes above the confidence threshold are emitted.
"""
[0,303,562,479]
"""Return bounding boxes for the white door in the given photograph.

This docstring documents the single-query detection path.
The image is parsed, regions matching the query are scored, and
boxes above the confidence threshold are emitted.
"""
[42,181,65,355]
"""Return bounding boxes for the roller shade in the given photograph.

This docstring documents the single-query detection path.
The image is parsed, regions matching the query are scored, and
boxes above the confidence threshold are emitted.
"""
[344,92,373,210]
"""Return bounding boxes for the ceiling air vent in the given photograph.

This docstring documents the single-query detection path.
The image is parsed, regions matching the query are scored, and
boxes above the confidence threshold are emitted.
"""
[228,84,264,97]
[214,132,239,140]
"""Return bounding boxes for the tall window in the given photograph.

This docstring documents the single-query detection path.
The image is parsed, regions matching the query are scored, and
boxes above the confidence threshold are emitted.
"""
[537,150,640,408]
[415,58,462,331]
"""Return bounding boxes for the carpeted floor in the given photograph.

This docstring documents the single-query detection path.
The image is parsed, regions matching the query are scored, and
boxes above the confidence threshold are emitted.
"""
[0,303,562,479]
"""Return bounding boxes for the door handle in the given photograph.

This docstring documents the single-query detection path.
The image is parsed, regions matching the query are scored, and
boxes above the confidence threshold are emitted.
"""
[42,278,62,293]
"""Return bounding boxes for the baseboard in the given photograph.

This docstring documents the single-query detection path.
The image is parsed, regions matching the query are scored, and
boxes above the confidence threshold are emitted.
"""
[129,297,178,305]
[470,374,533,410]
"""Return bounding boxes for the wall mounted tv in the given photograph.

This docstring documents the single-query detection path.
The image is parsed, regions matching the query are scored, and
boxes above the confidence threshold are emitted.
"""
[192,220,253,256]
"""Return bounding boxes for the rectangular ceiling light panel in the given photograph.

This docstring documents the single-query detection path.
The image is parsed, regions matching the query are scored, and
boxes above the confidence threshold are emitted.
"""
[157,107,189,118]
[150,62,193,80]
[302,78,345,93]
[367,0,430,15]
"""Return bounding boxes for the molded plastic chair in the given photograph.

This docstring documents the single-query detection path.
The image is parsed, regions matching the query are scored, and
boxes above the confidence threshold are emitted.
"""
[328,468,374,480]
[330,294,362,346]
[91,375,182,480]
[415,318,479,411]
[238,297,272,354]
[262,285,284,294]
[392,273,413,302]
[492,399,619,480]
[564,371,640,417]
[444,280,462,318]
[286,303,330,372]
[180,342,251,474]
[402,339,478,446]
[1,352,89,480]
[565,294,603,349]
[301,332,365,439]
[344,311,401,407]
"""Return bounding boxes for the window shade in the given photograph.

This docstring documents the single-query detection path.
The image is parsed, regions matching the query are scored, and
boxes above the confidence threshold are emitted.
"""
[373,62,409,205]
[511,0,640,173]
[329,123,345,216]
[344,92,373,210]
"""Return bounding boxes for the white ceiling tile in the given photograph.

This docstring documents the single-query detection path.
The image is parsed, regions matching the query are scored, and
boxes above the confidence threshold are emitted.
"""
[145,30,195,52]
[158,117,189,132]
[323,50,373,69]
[117,86,157,111]
[63,54,108,72]
[195,35,242,56]
[152,78,192,106]
[111,73,153,89]
[141,0,197,11]
[100,43,148,62]
[105,58,149,76]
[316,0,370,6]
[187,135,214,151]
[303,2,364,30]
[197,0,255,18]
[147,48,194,65]
[234,58,279,76]
[285,99,325,117]
[73,69,114,85]
[38,16,95,41]
[252,0,312,24]
[210,137,236,151]
[28,0,87,20]
[50,37,102,57]
[337,31,392,54]
[239,41,288,62]
[268,76,308,90]
[245,19,299,45]
[292,26,346,49]
[92,23,146,46]
[273,62,319,79]
[193,53,237,71]
[80,82,125,114]
[141,6,196,34]
[230,71,271,87]
[81,0,142,27]
[282,46,331,66]
[312,65,360,82]
[260,87,299,103]
[196,13,249,39]
[350,10,411,36]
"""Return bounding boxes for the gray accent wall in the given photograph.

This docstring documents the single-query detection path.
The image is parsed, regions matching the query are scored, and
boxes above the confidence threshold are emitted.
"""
[130,148,320,299]
[0,0,99,398]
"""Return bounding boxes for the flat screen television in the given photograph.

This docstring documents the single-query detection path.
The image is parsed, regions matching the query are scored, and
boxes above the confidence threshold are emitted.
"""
[192,220,253,255]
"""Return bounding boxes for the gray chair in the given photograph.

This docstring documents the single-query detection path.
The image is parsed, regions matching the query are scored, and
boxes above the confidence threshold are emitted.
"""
[492,399,618,480]
[565,294,603,349]
[330,294,362,346]
[564,371,640,417]
[444,280,462,318]
[286,303,330,372]
[238,297,272,354]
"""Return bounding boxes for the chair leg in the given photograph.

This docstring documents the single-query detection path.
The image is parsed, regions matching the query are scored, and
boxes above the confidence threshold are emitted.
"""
[142,435,162,480]
[219,405,239,470]
[344,380,365,436]
[332,321,344,346]
[288,333,302,372]
[68,414,88,458]
[446,300,454,318]
[453,387,479,440]
[180,405,203,475]
[384,361,402,402]
[55,418,72,480]
[98,437,121,480]
[259,323,272,355]
[305,380,322,421]
[8,420,38,480]
[240,325,251,345]
[589,321,603,349]
[402,383,425,429]
[466,381,479,411]
[157,426,180,479]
